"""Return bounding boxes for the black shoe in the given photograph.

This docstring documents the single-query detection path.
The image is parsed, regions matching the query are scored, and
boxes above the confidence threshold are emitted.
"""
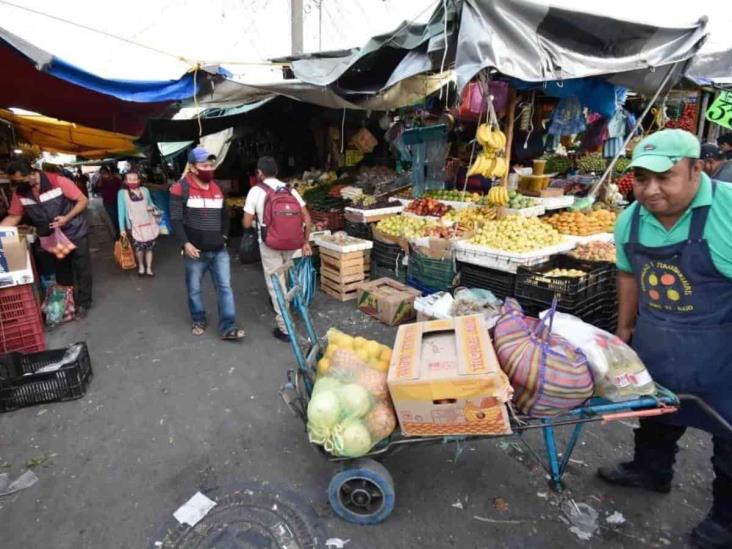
[75,306,89,320]
[691,515,732,549]
[273,328,290,342]
[597,462,672,493]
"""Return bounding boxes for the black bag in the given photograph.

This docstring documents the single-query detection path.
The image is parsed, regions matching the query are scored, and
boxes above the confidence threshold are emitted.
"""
[238,228,260,264]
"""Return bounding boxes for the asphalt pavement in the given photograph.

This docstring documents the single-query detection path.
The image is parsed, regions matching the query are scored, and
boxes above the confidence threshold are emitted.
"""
[0,203,715,548]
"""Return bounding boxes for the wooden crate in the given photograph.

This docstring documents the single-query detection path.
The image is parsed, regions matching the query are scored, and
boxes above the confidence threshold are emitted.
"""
[318,247,370,301]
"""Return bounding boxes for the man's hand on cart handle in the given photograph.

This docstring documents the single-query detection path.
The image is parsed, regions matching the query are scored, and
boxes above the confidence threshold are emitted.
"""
[616,326,633,344]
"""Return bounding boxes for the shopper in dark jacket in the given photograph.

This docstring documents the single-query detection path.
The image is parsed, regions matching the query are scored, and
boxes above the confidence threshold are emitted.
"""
[169,147,244,340]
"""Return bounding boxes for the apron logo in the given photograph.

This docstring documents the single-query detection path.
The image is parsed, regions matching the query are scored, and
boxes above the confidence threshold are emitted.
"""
[640,262,694,313]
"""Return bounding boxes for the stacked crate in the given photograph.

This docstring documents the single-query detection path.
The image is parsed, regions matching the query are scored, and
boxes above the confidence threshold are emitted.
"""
[0,284,45,354]
[319,247,371,301]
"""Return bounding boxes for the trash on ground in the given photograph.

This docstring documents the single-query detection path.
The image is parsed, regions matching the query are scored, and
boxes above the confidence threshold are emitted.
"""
[325,538,350,549]
[562,500,598,540]
[173,491,217,527]
[493,497,509,512]
[451,500,464,509]
[0,470,39,496]
[606,511,626,525]
[473,515,523,524]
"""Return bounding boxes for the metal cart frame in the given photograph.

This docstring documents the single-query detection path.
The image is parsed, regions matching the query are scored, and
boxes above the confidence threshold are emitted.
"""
[271,264,683,524]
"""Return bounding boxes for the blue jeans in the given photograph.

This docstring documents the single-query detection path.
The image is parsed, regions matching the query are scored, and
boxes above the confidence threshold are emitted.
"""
[184,248,237,334]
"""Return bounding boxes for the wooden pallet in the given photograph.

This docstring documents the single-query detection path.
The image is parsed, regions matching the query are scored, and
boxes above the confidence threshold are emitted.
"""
[320,265,369,285]
[319,247,370,268]
[320,276,364,301]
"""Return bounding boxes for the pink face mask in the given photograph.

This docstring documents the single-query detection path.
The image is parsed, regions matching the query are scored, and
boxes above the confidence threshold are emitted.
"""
[126,181,140,189]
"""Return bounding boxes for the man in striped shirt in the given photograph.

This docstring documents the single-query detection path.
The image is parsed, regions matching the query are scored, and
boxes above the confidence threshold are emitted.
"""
[169,147,245,340]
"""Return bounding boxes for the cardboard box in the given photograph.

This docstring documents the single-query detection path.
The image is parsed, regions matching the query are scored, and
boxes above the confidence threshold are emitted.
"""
[387,315,513,436]
[356,278,421,326]
[0,230,34,288]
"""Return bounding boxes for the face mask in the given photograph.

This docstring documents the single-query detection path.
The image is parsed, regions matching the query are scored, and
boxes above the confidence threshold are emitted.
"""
[127,181,140,189]
[196,169,215,183]
[14,181,32,196]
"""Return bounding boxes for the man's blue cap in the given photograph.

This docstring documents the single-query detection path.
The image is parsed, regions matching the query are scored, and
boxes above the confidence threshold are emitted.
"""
[188,146,212,164]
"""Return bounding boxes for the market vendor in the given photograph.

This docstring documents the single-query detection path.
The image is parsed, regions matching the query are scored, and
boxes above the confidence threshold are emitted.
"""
[599,129,732,549]
[1,160,92,318]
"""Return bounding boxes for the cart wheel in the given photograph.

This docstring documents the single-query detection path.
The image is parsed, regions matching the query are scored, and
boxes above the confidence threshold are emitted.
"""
[328,458,395,525]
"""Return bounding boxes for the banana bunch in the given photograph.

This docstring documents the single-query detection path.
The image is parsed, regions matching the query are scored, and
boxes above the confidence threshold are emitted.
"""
[476,124,506,152]
[467,124,509,179]
[487,186,509,207]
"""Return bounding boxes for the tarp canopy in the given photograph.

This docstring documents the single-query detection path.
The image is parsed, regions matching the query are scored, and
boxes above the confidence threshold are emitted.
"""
[686,49,732,86]
[0,108,138,158]
[0,29,176,135]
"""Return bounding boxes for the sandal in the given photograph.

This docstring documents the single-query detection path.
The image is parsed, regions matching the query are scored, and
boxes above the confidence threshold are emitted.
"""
[191,322,206,336]
[220,328,245,341]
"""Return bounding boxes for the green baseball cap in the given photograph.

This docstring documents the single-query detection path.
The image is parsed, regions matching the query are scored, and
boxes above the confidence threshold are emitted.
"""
[628,129,701,173]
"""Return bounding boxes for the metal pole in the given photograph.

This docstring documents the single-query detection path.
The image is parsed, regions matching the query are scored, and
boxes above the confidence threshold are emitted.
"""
[589,61,681,199]
[291,0,304,55]
[698,91,709,140]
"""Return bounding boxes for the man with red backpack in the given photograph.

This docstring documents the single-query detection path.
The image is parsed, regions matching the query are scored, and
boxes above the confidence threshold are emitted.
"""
[243,156,311,341]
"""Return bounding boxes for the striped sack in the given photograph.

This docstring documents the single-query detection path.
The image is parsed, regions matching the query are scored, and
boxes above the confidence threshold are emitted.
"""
[493,298,593,417]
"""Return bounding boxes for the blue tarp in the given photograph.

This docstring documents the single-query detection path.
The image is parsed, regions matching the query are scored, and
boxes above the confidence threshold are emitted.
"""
[511,78,627,118]
[45,57,198,103]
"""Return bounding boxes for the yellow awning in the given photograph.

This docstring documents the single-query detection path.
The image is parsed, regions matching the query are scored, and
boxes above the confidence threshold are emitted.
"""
[0,109,138,159]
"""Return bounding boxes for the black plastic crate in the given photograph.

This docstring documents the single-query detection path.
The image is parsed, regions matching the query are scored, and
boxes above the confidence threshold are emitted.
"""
[456,261,517,300]
[518,294,617,332]
[372,240,405,269]
[371,262,406,284]
[515,256,616,308]
[406,275,438,295]
[344,220,373,240]
[0,342,92,412]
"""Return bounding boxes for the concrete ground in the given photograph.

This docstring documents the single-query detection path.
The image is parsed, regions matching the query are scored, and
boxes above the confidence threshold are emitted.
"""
[0,203,716,548]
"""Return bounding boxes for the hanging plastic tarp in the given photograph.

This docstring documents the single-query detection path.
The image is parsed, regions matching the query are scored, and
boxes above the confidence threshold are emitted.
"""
[511,78,627,118]
[0,109,137,158]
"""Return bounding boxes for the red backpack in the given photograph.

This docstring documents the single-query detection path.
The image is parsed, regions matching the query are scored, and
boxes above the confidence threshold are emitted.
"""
[258,183,305,251]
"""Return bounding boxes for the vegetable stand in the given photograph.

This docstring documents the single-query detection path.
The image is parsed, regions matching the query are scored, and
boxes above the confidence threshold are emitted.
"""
[272,264,681,525]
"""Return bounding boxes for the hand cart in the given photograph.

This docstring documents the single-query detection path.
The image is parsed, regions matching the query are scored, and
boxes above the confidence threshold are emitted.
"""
[271,264,683,525]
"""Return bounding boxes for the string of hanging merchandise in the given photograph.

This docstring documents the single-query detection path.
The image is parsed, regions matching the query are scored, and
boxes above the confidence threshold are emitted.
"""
[461,75,489,198]
[192,65,203,138]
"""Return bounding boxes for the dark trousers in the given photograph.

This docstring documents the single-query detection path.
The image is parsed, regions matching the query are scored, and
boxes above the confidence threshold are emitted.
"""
[104,203,119,238]
[634,418,732,522]
[54,235,93,309]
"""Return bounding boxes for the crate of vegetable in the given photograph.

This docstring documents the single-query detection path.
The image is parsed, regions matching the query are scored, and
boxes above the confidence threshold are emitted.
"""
[515,255,616,308]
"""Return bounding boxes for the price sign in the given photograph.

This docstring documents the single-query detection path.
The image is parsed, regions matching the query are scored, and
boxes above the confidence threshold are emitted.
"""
[705,91,732,129]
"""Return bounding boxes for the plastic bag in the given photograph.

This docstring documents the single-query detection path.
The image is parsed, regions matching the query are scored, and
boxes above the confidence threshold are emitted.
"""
[307,329,396,457]
[41,284,75,327]
[542,311,655,402]
[493,299,594,416]
[39,228,76,259]
[238,228,260,264]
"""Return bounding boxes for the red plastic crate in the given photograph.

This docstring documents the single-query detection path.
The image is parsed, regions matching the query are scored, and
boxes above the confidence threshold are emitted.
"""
[0,314,45,354]
[0,284,40,324]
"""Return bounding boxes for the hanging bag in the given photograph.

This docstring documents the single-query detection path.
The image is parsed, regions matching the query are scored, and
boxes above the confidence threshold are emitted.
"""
[114,234,137,270]
[238,227,260,264]
[493,298,594,417]
[39,228,76,259]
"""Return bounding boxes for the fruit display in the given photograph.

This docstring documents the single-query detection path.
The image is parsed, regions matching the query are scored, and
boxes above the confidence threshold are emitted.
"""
[422,189,482,203]
[543,154,573,175]
[467,124,509,179]
[544,209,617,236]
[505,191,537,209]
[544,268,586,278]
[576,153,607,174]
[484,186,509,206]
[469,215,564,253]
[616,173,634,196]
[569,242,617,262]
[225,196,245,209]
[423,224,471,240]
[309,329,396,457]
[404,198,452,217]
[664,103,697,132]
[303,184,347,211]
[290,170,338,195]
[340,186,364,202]
[442,206,497,228]
[376,215,436,239]
[613,157,631,175]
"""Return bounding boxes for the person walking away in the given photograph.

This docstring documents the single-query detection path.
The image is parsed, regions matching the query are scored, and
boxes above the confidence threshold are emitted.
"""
[118,171,159,277]
[701,143,732,184]
[94,166,121,237]
[74,167,90,197]
[1,160,93,318]
[169,147,245,341]
[243,156,311,342]
[598,130,732,549]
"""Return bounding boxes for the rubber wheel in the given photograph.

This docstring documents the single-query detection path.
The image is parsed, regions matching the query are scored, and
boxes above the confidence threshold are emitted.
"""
[327,458,395,525]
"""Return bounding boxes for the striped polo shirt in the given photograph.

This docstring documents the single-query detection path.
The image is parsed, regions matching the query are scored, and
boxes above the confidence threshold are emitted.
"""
[169,176,228,251]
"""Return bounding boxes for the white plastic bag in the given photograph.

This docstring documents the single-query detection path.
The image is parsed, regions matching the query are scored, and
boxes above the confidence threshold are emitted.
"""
[543,311,655,402]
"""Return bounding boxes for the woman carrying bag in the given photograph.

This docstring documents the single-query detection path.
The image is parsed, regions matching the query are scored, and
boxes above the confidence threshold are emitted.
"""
[117,171,160,277]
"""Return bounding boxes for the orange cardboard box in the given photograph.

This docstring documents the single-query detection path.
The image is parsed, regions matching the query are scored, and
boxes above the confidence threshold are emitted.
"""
[387,315,513,436]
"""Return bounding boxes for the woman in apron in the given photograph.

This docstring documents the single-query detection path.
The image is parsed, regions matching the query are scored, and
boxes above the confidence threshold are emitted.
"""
[117,171,160,277]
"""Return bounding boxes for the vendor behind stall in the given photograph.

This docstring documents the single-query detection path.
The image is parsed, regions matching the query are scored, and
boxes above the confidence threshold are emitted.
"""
[600,130,732,549]
[0,160,92,318]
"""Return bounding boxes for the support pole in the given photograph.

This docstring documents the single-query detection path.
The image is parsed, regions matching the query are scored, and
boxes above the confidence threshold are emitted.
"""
[291,0,304,55]
[502,88,518,187]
